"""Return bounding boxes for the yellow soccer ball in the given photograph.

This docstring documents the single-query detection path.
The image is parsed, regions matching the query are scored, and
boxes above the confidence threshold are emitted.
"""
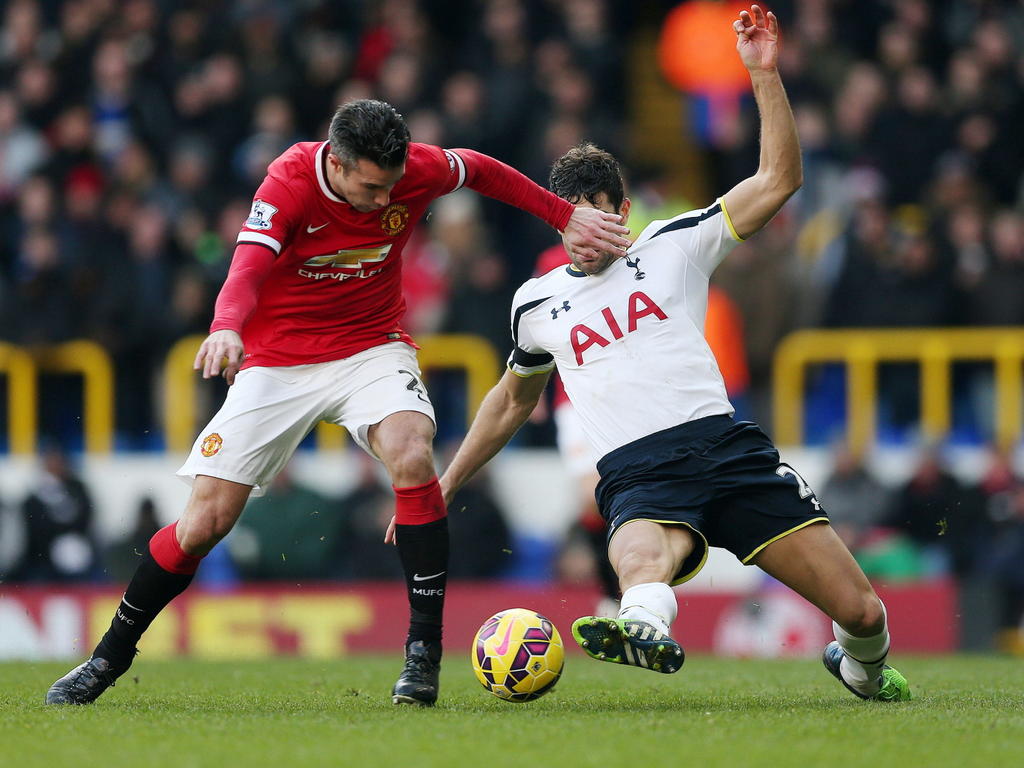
[471,608,564,702]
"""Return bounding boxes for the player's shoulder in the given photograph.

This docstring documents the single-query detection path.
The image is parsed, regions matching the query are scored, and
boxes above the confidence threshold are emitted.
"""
[392,142,452,198]
[633,199,726,247]
[404,142,449,179]
[513,267,573,309]
[266,141,320,181]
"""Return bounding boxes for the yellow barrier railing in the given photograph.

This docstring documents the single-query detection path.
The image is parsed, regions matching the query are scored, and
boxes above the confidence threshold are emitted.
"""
[162,335,502,453]
[773,328,1024,452]
[0,341,114,454]
[33,341,115,454]
[163,335,204,454]
[0,342,38,454]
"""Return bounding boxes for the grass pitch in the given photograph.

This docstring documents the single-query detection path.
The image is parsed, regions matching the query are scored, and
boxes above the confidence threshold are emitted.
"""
[3,655,1023,768]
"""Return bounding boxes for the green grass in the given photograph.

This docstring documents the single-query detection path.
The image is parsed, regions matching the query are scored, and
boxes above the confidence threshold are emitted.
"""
[3,655,1023,768]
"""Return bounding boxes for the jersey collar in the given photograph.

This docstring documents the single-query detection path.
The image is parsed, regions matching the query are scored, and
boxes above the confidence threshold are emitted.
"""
[315,141,348,204]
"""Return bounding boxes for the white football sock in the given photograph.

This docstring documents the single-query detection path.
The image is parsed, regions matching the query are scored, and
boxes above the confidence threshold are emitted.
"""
[617,582,677,636]
[833,599,889,696]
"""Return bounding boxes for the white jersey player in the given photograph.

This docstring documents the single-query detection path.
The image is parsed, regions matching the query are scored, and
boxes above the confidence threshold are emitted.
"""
[439,6,911,702]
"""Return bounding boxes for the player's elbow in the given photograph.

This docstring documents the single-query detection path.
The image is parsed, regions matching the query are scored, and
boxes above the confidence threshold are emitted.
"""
[757,171,801,209]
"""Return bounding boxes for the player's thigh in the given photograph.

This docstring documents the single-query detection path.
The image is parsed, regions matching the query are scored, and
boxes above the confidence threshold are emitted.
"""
[750,522,882,631]
[327,343,436,461]
[176,365,327,495]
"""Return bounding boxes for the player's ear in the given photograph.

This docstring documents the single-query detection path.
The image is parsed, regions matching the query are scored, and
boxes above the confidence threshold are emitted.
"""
[619,197,632,226]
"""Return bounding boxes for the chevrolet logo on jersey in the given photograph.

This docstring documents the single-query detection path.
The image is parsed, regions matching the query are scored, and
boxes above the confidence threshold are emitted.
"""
[299,244,392,280]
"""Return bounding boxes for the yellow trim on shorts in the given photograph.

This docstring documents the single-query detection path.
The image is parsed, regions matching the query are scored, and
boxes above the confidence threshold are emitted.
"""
[718,196,745,242]
[609,518,710,586]
[740,517,830,564]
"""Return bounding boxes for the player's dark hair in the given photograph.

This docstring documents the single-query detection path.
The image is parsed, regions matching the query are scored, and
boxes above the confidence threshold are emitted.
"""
[549,142,625,212]
[329,99,410,170]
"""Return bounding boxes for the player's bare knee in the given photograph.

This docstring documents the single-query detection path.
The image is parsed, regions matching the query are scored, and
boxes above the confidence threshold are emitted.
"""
[384,438,435,486]
[615,545,674,585]
[837,592,885,636]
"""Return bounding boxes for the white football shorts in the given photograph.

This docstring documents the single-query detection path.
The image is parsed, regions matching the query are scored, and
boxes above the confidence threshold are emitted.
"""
[177,342,435,496]
[553,401,599,479]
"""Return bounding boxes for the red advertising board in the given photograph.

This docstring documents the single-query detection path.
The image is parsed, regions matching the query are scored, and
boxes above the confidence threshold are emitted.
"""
[0,581,957,660]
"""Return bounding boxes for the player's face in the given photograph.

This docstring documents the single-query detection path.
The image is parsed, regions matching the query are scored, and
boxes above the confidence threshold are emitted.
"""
[328,154,405,212]
[563,192,632,275]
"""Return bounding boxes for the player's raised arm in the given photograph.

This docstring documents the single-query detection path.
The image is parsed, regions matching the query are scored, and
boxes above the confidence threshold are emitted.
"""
[439,369,551,504]
[720,5,802,240]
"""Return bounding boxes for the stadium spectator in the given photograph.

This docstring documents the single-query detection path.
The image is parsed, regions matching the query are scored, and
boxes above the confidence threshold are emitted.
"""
[229,466,346,581]
[104,496,162,583]
[820,444,891,551]
[12,444,101,583]
[884,445,983,577]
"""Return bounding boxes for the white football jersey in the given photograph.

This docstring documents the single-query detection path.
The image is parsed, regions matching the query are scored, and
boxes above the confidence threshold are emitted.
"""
[508,198,744,459]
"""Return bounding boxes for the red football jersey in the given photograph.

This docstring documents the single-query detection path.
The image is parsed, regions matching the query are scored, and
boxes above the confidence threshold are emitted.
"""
[228,141,465,368]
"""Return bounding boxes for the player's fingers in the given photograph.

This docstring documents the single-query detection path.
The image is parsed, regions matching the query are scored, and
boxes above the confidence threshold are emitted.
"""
[201,347,215,379]
[193,345,207,371]
[384,516,397,545]
[598,215,630,236]
[767,11,778,36]
[752,5,766,27]
[224,362,239,387]
[208,345,223,378]
[733,19,745,33]
[739,9,752,28]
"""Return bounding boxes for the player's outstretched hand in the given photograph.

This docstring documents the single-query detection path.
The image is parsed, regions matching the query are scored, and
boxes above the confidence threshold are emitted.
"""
[734,5,779,72]
[563,205,631,261]
[194,329,245,385]
[384,514,396,545]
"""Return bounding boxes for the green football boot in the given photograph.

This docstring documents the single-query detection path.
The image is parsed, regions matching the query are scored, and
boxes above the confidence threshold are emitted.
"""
[571,616,684,674]
[822,641,912,701]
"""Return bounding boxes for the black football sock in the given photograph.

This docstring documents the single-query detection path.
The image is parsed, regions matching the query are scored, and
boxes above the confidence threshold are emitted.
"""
[395,517,449,649]
[93,551,195,672]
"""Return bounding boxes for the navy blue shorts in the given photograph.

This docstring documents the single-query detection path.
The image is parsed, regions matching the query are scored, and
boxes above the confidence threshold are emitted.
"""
[595,415,829,585]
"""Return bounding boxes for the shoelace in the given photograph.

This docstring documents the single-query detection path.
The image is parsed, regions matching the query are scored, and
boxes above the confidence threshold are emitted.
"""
[69,663,116,697]
[402,655,435,680]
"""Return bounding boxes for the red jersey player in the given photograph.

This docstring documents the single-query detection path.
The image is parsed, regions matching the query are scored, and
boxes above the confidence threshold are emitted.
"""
[46,99,630,708]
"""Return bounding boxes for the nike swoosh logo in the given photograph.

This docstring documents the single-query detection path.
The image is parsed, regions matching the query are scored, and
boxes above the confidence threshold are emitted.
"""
[494,622,514,656]
[306,223,329,233]
[412,571,446,582]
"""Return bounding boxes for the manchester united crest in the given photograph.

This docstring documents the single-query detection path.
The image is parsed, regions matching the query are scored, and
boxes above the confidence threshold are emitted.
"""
[200,433,223,457]
[380,203,410,236]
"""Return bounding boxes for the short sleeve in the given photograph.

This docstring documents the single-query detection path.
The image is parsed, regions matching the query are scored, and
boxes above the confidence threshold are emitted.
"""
[632,197,742,276]
[236,174,302,254]
[507,283,556,378]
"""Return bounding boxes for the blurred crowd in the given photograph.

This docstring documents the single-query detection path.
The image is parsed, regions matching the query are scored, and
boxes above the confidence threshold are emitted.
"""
[0,0,629,443]
[3,0,1024,648]
[4,439,1024,646]
[0,444,513,584]
[0,0,1022,445]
